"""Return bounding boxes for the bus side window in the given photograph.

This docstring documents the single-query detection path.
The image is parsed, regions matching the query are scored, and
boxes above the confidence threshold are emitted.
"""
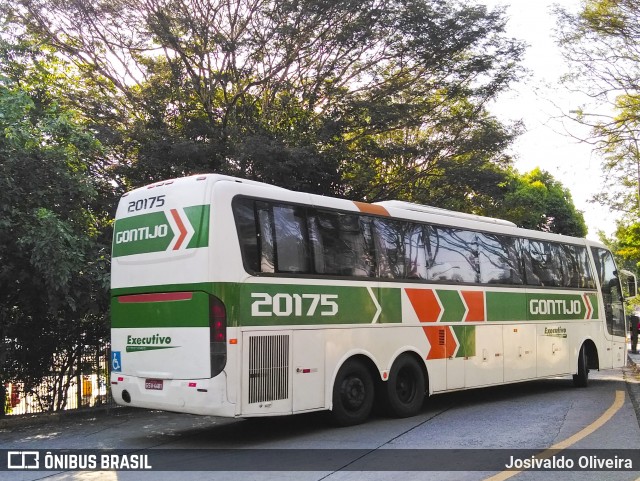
[373,219,410,279]
[520,239,537,286]
[256,202,275,273]
[527,240,563,287]
[309,210,374,277]
[427,227,479,283]
[272,205,310,274]
[477,233,523,285]
[405,225,430,280]
[576,246,596,289]
[561,245,594,289]
[232,198,260,272]
[549,243,568,287]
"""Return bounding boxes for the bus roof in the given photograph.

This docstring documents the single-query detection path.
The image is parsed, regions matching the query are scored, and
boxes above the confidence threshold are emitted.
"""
[374,200,517,228]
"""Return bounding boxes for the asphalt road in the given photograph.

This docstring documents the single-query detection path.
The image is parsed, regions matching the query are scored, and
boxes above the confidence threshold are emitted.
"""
[2,364,640,481]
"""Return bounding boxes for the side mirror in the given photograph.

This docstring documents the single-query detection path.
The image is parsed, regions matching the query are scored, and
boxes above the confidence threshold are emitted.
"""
[620,269,638,298]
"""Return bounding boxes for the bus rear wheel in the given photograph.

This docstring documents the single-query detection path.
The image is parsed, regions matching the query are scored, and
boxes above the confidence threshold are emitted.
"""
[573,344,589,387]
[385,355,426,418]
[331,359,374,426]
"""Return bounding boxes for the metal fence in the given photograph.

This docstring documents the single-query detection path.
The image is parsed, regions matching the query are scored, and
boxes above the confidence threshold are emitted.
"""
[5,342,116,416]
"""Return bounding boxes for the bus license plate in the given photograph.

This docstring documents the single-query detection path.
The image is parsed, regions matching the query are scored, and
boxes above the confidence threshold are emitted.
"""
[145,379,163,390]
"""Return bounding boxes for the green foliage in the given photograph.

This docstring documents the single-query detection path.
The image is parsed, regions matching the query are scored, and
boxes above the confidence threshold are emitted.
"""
[0,39,111,412]
[8,0,524,199]
[598,219,640,310]
[497,169,588,237]
[582,0,627,33]
[614,222,640,263]
[557,0,640,213]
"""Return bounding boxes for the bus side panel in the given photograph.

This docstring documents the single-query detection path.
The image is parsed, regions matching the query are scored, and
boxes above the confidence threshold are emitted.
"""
[503,324,537,382]
[235,328,329,416]
[465,325,504,387]
[240,330,293,416]
[292,329,326,411]
[536,323,570,377]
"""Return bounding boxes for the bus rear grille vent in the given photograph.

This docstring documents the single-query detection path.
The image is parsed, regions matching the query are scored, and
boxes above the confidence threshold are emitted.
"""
[248,334,290,404]
[438,329,446,346]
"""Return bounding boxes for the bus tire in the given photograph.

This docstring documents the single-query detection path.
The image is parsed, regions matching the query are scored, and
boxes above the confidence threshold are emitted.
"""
[331,359,374,426]
[385,355,425,418]
[573,344,589,387]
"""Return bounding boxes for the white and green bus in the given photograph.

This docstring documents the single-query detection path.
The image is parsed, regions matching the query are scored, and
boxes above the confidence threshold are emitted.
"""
[110,174,631,425]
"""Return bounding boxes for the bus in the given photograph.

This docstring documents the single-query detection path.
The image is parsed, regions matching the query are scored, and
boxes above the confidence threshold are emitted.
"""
[110,174,632,425]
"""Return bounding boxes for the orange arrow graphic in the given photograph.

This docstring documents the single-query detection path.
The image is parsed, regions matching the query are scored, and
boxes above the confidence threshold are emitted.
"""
[406,288,442,322]
[170,209,188,250]
[423,326,458,360]
[461,291,485,322]
[583,293,593,319]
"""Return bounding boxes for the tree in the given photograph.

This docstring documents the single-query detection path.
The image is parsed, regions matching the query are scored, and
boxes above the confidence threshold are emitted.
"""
[7,0,524,198]
[608,221,640,267]
[557,0,640,213]
[496,168,588,237]
[0,38,111,414]
[597,218,640,312]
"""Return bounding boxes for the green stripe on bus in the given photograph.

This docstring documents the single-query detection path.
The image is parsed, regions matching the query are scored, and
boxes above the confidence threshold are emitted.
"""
[452,325,476,357]
[378,288,402,324]
[486,292,528,322]
[185,205,210,249]
[587,293,599,320]
[437,290,466,323]
[112,282,403,327]
[237,284,402,326]
[111,282,600,329]
[486,291,597,321]
[111,290,210,328]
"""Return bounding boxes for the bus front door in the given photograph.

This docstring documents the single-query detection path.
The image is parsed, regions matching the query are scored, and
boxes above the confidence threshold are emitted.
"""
[592,248,627,369]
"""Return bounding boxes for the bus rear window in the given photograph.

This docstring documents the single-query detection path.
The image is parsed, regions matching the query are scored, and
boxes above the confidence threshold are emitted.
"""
[234,198,311,274]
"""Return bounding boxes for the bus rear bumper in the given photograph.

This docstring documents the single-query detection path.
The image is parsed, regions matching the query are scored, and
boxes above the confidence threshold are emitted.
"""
[110,372,236,417]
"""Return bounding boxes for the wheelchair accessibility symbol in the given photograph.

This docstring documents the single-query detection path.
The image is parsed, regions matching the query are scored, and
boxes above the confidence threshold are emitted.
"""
[111,351,122,372]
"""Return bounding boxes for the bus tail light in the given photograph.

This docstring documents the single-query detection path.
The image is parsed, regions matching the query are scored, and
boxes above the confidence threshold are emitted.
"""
[209,295,227,378]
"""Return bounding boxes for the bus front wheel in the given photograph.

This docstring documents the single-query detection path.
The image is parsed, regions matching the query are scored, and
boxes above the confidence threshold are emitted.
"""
[331,359,374,426]
[573,344,589,387]
[385,355,426,417]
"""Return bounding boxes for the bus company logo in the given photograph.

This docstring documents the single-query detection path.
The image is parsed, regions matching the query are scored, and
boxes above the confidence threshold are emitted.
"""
[126,334,178,352]
[114,209,191,252]
[115,225,169,244]
[112,205,209,257]
[544,326,568,338]
[529,299,583,316]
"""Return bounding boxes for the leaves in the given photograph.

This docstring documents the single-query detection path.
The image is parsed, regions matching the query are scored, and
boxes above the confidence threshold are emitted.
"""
[0,41,111,408]
[497,168,588,237]
[7,0,525,197]
[557,0,640,213]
